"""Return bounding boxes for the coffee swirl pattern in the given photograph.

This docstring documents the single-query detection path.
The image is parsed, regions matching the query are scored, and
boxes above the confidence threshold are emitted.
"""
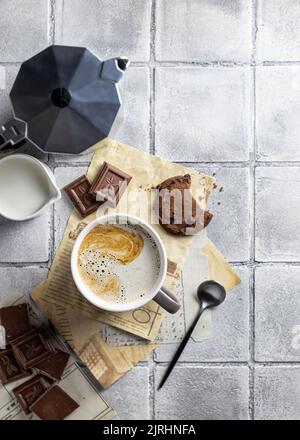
[78,224,160,304]
[79,225,144,265]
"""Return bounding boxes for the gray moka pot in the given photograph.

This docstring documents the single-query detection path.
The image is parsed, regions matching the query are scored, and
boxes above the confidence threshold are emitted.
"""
[0,45,129,154]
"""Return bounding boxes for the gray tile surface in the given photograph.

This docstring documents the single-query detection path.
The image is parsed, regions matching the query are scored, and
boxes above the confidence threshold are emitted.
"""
[103,367,150,420]
[155,67,251,162]
[256,0,300,62]
[156,0,252,62]
[0,0,299,420]
[0,267,48,302]
[255,167,300,262]
[155,366,249,420]
[256,66,300,161]
[0,0,48,62]
[55,0,151,61]
[254,367,300,420]
[197,166,250,262]
[255,266,300,361]
[110,66,150,151]
[0,213,50,263]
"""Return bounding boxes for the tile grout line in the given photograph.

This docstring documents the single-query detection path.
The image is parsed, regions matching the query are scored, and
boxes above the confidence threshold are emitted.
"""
[48,0,55,45]
[149,0,157,420]
[149,358,156,420]
[149,0,156,157]
[4,60,300,68]
[153,361,300,367]
[47,0,56,268]
[248,0,258,421]
[4,260,300,269]
[52,160,300,168]
[149,68,155,156]
[4,60,300,67]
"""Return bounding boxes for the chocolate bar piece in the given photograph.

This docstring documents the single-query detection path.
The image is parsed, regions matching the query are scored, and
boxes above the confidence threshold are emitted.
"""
[64,175,101,217]
[0,348,30,384]
[33,349,69,382]
[11,327,54,369]
[88,161,132,207]
[0,304,31,344]
[13,374,52,414]
[30,385,79,420]
[167,259,177,275]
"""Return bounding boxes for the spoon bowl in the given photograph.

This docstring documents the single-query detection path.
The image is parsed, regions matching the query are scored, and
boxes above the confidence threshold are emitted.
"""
[197,280,226,310]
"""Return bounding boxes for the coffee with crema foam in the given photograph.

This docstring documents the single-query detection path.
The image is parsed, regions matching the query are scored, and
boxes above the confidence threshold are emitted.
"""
[77,223,161,305]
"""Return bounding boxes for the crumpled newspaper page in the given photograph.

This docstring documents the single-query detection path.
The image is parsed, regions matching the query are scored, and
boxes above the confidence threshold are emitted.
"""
[31,284,158,389]
[0,292,115,419]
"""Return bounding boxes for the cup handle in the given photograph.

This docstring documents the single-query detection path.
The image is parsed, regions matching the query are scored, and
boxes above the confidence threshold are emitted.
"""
[153,286,181,314]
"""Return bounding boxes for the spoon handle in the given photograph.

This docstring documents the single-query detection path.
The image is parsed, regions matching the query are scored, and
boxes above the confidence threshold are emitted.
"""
[158,307,204,390]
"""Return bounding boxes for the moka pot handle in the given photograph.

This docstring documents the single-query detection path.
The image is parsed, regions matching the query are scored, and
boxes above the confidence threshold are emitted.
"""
[0,118,27,152]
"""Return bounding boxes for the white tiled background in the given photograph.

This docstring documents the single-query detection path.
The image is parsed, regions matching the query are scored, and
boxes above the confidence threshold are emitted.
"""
[0,0,300,420]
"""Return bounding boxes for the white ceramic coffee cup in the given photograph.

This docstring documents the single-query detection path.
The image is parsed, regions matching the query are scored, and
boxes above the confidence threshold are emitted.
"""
[71,214,180,314]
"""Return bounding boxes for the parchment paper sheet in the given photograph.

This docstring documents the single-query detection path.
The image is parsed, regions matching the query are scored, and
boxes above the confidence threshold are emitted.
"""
[30,138,240,388]
[38,138,217,341]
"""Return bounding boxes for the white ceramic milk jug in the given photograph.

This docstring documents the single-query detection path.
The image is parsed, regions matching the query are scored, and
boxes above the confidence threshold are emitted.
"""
[0,154,61,221]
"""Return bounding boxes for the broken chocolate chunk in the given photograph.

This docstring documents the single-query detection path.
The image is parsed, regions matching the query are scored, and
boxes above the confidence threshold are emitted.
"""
[33,349,69,382]
[88,161,132,207]
[156,174,213,236]
[0,304,31,344]
[0,348,30,384]
[64,175,101,218]
[11,327,55,369]
[13,374,53,414]
[30,385,79,420]
[167,259,177,275]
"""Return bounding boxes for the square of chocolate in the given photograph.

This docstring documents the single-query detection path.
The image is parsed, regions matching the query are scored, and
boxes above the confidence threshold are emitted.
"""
[0,304,31,344]
[30,385,79,420]
[88,162,132,207]
[167,259,177,275]
[33,349,69,382]
[64,175,101,217]
[13,374,53,414]
[11,327,54,369]
[0,348,30,384]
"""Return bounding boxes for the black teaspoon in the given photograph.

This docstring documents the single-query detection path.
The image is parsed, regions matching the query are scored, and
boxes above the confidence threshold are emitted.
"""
[158,280,226,390]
